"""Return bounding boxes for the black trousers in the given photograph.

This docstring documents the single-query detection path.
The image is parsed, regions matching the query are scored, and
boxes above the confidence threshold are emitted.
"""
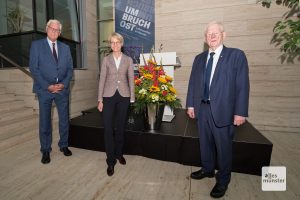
[102,90,130,166]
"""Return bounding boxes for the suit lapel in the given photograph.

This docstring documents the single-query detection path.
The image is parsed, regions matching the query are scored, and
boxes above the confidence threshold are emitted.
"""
[194,52,208,99]
[57,41,62,65]
[200,51,209,85]
[118,54,126,71]
[108,54,118,71]
[43,39,53,60]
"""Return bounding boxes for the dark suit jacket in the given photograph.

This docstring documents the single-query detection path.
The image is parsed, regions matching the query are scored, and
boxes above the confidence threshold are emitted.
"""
[98,53,135,102]
[29,38,73,94]
[186,46,249,127]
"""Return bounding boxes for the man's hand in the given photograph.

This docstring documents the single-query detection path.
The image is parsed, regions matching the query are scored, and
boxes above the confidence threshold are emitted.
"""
[55,83,64,90]
[187,108,195,119]
[234,115,246,126]
[47,84,64,93]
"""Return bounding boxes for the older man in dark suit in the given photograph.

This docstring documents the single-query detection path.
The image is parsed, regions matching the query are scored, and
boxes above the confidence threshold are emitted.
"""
[29,19,73,164]
[186,21,250,198]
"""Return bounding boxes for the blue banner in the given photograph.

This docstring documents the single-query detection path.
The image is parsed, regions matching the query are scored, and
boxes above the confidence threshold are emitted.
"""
[115,0,155,63]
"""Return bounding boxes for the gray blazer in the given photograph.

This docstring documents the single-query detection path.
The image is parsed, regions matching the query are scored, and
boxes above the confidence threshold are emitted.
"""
[98,53,135,102]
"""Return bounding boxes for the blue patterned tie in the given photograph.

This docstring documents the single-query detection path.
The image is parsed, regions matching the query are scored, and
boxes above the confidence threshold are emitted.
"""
[203,52,215,100]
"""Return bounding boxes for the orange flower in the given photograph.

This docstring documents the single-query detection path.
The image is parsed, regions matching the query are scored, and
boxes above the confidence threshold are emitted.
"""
[135,79,141,85]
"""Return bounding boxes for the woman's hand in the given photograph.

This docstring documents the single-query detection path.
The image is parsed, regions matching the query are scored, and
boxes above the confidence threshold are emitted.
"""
[98,101,103,112]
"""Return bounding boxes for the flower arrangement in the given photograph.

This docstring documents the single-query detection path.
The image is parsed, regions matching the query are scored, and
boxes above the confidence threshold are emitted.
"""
[133,54,181,113]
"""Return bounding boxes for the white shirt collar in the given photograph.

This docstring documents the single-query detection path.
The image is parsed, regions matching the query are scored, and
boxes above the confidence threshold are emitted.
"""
[209,45,223,56]
[47,38,58,57]
[47,37,57,46]
[113,53,122,70]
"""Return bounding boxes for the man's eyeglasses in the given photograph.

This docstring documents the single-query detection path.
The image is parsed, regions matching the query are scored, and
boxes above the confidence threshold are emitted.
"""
[47,26,61,34]
[206,32,222,37]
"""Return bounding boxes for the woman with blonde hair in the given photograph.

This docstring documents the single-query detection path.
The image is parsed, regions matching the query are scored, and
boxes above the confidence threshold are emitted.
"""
[97,32,135,176]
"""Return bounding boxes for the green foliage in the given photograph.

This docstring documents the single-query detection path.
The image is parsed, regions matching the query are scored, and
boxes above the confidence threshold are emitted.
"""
[7,6,25,33]
[257,0,300,63]
[99,46,112,57]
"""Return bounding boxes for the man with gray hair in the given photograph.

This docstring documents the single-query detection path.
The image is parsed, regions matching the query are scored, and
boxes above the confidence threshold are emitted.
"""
[186,21,249,198]
[29,19,73,164]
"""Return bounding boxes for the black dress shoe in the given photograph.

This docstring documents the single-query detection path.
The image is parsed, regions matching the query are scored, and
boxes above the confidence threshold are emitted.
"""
[60,147,72,156]
[41,152,50,164]
[190,169,214,180]
[210,183,228,198]
[107,165,114,176]
[117,156,126,165]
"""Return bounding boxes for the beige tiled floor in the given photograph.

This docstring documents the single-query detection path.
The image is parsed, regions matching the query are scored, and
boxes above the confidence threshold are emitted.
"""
[0,131,299,200]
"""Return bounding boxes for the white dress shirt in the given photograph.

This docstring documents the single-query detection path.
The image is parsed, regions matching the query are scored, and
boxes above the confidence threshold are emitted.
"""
[113,54,122,70]
[207,45,223,87]
[188,45,223,110]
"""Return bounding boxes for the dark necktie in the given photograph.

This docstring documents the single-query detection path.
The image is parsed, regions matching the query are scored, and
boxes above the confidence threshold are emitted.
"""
[203,52,215,100]
[52,42,58,63]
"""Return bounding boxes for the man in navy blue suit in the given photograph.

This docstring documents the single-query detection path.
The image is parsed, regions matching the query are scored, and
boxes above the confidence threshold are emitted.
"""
[29,19,73,164]
[186,21,249,198]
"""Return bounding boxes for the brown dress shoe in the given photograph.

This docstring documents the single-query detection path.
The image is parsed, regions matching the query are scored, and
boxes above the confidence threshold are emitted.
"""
[107,165,114,176]
[117,156,126,165]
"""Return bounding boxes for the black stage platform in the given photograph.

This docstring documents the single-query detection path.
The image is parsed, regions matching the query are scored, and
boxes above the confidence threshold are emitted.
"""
[69,108,273,176]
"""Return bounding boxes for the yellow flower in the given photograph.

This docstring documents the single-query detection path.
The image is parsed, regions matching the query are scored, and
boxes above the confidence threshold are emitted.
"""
[147,59,156,65]
[169,86,176,94]
[144,74,153,79]
[165,75,173,82]
[166,95,175,102]
[158,77,167,83]
[149,86,160,92]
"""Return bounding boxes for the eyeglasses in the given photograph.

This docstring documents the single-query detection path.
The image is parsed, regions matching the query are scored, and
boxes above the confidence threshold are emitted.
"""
[206,32,222,37]
[47,26,61,34]
[110,41,121,45]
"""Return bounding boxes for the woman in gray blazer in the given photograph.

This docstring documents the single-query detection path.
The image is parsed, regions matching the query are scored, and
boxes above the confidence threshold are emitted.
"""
[97,32,135,176]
